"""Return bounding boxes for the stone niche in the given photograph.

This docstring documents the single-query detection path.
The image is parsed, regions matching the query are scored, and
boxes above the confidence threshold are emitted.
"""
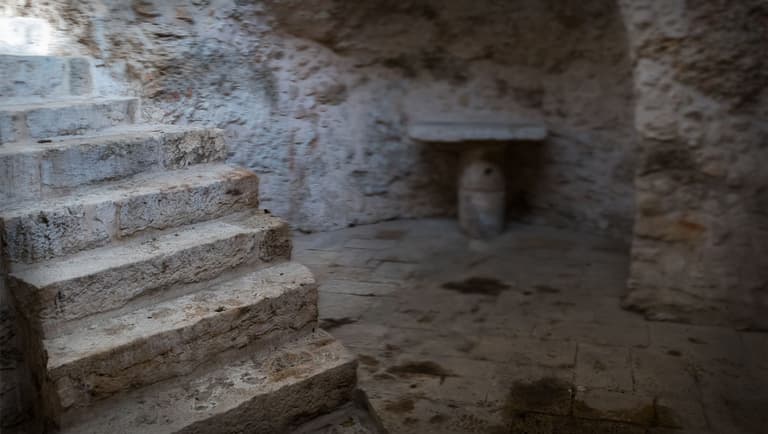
[408,120,548,239]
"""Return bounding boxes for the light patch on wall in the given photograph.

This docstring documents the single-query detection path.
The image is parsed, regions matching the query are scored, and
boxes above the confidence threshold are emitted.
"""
[0,17,52,55]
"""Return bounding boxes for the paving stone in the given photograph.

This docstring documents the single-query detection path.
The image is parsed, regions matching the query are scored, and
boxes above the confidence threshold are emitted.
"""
[551,416,646,434]
[649,322,745,363]
[357,354,509,407]
[514,292,597,324]
[319,292,380,323]
[320,280,400,297]
[331,250,380,268]
[740,331,768,377]
[504,374,574,416]
[575,343,633,393]
[590,296,648,327]
[533,321,650,348]
[297,219,758,433]
[362,293,489,334]
[475,336,577,368]
[367,394,511,434]
[370,261,421,282]
[344,239,400,250]
[646,429,715,434]
[574,389,655,425]
[507,412,557,434]
[294,249,339,266]
[631,348,700,400]
[292,230,349,252]
[328,323,391,350]
[350,327,505,362]
[316,265,377,283]
[369,248,425,264]
[292,401,381,434]
[702,395,768,434]
[655,397,709,430]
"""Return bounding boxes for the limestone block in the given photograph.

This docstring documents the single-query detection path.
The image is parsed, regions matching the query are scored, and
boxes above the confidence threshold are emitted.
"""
[1,163,259,263]
[408,121,548,143]
[8,212,291,328]
[67,58,92,96]
[0,125,227,202]
[0,97,139,144]
[45,262,318,413]
[0,55,69,98]
[59,331,356,433]
[0,150,42,202]
[0,111,18,143]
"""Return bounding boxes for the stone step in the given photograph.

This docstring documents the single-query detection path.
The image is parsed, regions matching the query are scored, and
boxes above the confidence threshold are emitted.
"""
[0,124,227,203]
[1,163,259,263]
[8,211,292,330]
[41,262,318,418]
[0,55,92,98]
[59,330,357,433]
[0,96,138,144]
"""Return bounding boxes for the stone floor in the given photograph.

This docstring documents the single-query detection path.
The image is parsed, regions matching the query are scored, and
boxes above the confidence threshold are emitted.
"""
[293,218,768,434]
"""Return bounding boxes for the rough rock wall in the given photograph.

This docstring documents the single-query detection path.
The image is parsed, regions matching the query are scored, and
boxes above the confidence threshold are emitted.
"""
[619,0,768,326]
[3,0,635,237]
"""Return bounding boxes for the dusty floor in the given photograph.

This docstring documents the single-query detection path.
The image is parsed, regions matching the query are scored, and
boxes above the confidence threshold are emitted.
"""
[293,219,768,434]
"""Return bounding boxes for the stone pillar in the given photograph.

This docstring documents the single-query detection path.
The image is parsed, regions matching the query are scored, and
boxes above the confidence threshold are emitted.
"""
[458,145,506,239]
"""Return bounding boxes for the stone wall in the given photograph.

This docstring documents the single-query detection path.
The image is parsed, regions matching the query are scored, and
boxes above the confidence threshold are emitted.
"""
[619,0,768,327]
[2,0,636,237]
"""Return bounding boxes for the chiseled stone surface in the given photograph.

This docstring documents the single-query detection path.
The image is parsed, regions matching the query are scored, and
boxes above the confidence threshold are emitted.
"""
[60,331,357,434]
[296,218,767,434]
[0,55,91,98]
[44,262,318,417]
[0,97,139,143]
[0,124,227,202]
[2,163,259,263]
[618,0,768,326]
[9,212,290,329]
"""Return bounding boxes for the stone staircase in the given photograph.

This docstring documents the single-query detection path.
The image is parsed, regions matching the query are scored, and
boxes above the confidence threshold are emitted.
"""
[0,54,357,433]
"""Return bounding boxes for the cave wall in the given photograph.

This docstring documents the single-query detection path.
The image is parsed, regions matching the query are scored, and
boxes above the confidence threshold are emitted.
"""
[0,1,632,431]
[1,0,767,431]
[619,0,768,326]
[2,0,635,237]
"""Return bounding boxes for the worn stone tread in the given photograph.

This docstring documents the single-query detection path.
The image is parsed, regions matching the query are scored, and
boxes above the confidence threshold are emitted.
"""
[44,262,318,413]
[0,96,136,112]
[0,124,226,204]
[59,330,357,434]
[9,211,291,328]
[1,162,258,263]
[0,123,214,153]
[0,96,138,143]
